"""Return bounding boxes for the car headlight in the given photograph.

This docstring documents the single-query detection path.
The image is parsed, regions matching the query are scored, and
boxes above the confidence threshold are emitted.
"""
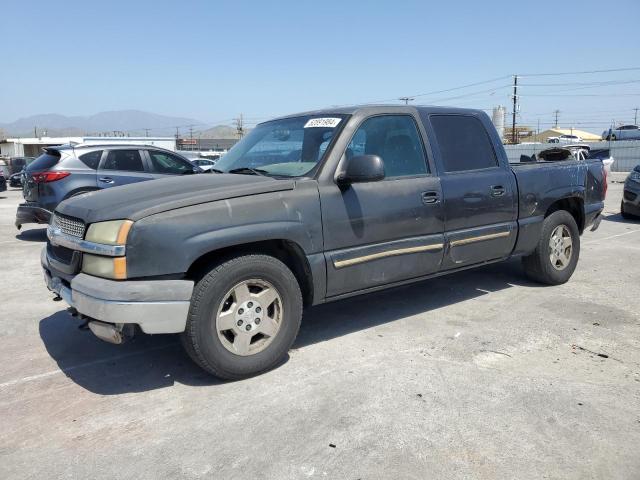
[82,255,127,280]
[85,220,133,245]
[629,171,640,183]
[82,220,132,279]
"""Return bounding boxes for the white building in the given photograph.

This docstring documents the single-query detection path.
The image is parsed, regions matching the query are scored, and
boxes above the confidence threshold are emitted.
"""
[0,136,177,158]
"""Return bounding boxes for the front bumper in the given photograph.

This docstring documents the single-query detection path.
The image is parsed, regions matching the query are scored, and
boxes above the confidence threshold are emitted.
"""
[623,182,640,216]
[42,247,194,334]
[16,203,51,228]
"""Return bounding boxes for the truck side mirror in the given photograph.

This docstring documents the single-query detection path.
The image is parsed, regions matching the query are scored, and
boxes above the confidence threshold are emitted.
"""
[336,155,385,186]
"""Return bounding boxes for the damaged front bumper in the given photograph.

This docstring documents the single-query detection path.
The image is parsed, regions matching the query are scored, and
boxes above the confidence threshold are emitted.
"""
[42,247,194,339]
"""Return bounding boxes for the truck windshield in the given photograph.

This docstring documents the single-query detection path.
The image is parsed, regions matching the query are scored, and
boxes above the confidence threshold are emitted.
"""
[215,115,347,177]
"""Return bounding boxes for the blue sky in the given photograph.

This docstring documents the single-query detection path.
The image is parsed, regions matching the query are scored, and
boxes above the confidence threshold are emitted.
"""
[2,0,640,132]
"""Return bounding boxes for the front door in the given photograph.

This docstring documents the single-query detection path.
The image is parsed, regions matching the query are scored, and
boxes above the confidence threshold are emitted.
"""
[319,114,445,297]
[424,113,517,269]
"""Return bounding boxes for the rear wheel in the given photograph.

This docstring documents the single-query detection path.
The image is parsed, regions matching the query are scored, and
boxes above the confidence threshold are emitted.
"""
[522,210,580,285]
[182,254,303,379]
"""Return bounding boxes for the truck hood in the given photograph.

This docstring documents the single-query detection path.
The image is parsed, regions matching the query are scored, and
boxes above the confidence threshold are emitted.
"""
[56,174,296,223]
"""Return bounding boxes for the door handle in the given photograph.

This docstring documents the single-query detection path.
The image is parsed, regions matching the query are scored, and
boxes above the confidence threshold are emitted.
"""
[490,185,505,197]
[99,177,114,184]
[421,191,440,204]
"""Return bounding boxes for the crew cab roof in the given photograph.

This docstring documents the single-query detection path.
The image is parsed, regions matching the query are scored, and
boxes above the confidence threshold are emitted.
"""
[267,104,488,123]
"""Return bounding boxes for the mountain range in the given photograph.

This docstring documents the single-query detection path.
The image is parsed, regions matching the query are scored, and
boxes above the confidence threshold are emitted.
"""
[0,110,240,139]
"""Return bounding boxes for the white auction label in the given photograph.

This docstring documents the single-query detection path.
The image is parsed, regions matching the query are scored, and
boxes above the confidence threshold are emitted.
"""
[304,117,341,128]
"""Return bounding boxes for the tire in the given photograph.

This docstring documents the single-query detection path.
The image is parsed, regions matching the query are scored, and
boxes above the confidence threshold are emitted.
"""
[522,210,580,285]
[621,200,637,220]
[181,254,303,379]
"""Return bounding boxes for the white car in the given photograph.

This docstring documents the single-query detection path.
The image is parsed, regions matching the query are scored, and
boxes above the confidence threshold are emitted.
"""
[547,134,583,144]
[602,125,640,141]
[190,158,218,171]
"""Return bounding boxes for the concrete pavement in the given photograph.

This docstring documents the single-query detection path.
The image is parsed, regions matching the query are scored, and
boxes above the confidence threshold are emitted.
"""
[0,183,639,479]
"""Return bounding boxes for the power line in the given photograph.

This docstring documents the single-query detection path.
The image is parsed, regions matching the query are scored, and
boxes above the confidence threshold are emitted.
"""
[520,67,640,77]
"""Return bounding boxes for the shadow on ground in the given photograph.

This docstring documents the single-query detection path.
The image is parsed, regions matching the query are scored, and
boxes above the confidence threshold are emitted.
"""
[602,213,639,224]
[40,259,535,395]
[16,227,47,242]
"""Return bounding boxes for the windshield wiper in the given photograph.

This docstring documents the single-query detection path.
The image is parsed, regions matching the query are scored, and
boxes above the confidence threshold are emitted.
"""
[228,167,270,177]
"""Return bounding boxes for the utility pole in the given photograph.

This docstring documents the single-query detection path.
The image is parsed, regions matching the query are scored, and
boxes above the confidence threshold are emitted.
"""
[399,97,415,105]
[634,107,639,125]
[236,114,244,139]
[511,75,518,144]
[144,128,150,137]
[189,125,194,151]
[553,110,560,128]
[34,126,37,138]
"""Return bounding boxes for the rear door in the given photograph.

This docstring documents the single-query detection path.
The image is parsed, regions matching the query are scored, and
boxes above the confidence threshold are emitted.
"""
[97,149,152,189]
[144,149,196,178]
[422,113,517,269]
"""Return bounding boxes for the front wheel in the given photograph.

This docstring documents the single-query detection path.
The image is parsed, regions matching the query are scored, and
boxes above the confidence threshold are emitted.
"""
[182,254,303,379]
[522,210,580,285]
[621,200,637,220]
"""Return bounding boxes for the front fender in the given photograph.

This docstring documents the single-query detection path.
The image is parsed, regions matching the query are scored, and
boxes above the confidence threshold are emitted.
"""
[125,181,323,278]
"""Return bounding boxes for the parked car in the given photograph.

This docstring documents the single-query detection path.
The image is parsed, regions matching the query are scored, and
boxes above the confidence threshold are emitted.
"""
[621,165,640,219]
[15,144,203,229]
[42,105,607,379]
[587,148,615,173]
[191,158,218,171]
[7,156,35,175]
[0,158,9,178]
[0,171,6,193]
[602,125,640,141]
[548,134,582,144]
[9,170,24,188]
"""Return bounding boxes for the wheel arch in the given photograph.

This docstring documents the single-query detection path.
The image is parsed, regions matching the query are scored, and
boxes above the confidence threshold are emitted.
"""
[186,239,315,307]
[544,196,585,233]
[62,186,101,201]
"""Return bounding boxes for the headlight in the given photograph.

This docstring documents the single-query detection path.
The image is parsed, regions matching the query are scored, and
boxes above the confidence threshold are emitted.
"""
[82,220,132,279]
[82,255,127,280]
[85,219,133,245]
[629,171,640,184]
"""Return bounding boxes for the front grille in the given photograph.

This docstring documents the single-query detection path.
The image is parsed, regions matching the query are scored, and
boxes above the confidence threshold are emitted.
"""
[624,190,637,202]
[52,213,85,238]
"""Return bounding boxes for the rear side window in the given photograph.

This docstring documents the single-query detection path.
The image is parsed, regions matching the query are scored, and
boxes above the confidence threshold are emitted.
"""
[26,152,60,171]
[78,150,102,169]
[430,115,498,172]
[102,150,144,172]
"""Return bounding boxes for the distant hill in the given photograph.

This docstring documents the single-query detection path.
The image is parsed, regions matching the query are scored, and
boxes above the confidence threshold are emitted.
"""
[0,110,204,137]
[196,125,241,139]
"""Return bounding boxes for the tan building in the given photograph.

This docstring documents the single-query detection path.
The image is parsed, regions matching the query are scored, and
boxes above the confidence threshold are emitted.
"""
[526,128,602,143]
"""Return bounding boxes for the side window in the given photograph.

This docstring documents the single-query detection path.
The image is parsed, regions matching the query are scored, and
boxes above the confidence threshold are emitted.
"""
[430,115,498,172]
[147,151,193,174]
[102,150,144,172]
[78,150,102,169]
[346,115,428,178]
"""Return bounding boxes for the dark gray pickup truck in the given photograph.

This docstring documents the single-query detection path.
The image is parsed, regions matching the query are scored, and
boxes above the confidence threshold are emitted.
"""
[42,106,607,379]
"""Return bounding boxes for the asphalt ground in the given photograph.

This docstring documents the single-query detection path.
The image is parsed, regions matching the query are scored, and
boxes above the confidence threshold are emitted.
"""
[0,179,639,479]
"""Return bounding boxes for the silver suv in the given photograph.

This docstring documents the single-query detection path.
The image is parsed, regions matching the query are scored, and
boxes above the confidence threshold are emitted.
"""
[16,144,202,228]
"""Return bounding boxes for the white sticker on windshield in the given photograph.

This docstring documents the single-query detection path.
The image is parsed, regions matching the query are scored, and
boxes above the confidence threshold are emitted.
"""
[304,117,341,128]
